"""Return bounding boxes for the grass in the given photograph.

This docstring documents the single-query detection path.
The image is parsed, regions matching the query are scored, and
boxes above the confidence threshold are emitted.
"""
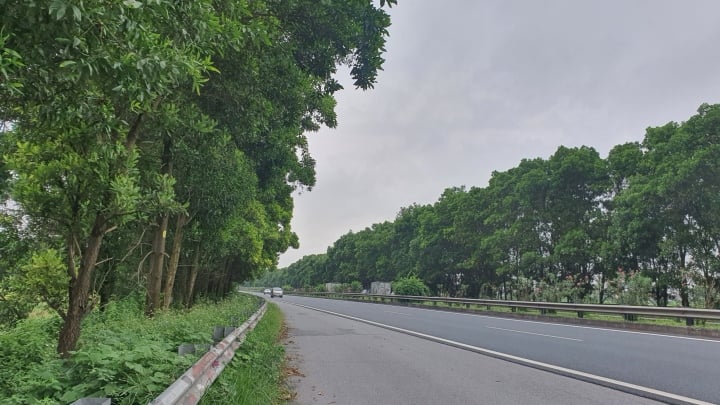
[201,303,288,405]
[0,293,264,404]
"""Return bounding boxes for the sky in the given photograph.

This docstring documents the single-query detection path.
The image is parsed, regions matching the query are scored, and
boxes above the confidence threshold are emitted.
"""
[278,0,720,267]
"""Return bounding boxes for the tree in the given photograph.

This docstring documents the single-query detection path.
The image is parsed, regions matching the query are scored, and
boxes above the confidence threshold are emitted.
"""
[1,0,397,356]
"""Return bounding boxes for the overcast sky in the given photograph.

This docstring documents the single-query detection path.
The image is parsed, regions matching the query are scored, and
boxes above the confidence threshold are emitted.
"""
[278,0,720,267]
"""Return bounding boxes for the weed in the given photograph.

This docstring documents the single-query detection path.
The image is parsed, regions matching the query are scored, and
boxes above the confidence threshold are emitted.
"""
[201,303,285,405]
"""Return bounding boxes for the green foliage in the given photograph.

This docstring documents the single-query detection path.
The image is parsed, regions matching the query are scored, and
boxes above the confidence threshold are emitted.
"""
[610,270,655,306]
[0,211,35,326]
[202,304,285,404]
[1,0,396,354]
[0,294,263,404]
[273,104,720,310]
[349,280,363,293]
[537,274,581,303]
[0,31,24,96]
[392,275,430,296]
[0,316,61,402]
[15,249,69,316]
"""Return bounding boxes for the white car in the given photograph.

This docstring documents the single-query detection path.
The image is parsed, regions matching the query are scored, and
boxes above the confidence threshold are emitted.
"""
[263,288,271,295]
[270,287,283,298]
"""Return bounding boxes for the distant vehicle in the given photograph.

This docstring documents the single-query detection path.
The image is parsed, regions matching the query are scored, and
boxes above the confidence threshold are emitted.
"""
[263,288,271,295]
[271,287,283,298]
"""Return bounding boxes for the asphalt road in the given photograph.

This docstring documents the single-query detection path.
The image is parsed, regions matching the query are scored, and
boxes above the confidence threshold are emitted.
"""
[275,297,668,405]
[271,295,719,404]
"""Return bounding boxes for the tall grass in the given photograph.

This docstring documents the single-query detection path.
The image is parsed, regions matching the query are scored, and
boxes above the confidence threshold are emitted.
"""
[201,303,286,405]
[0,293,263,404]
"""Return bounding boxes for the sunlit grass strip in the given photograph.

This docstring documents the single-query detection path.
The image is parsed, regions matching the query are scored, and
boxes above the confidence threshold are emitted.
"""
[200,303,286,405]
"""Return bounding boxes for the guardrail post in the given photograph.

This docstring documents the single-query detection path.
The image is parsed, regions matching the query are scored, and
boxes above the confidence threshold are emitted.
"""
[212,326,236,342]
[212,326,225,342]
[178,343,211,356]
[686,317,695,326]
[577,311,584,319]
[178,343,195,356]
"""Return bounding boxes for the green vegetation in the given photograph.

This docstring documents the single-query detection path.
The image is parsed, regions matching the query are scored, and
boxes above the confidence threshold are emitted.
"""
[392,275,430,296]
[0,0,396,356]
[202,303,286,405]
[0,294,261,404]
[258,105,720,310]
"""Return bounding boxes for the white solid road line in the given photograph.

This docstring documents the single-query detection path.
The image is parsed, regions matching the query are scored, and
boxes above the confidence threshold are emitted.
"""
[286,301,714,405]
[485,326,583,341]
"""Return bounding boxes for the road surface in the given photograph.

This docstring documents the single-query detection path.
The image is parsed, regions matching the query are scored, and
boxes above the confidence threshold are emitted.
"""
[274,297,672,405]
[271,295,718,404]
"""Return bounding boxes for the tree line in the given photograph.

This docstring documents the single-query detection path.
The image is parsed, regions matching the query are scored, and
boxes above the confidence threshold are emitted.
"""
[258,104,720,309]
[0,0,396,357]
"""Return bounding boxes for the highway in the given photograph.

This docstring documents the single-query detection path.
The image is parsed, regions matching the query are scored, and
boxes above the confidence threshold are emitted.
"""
[274,294,719,404]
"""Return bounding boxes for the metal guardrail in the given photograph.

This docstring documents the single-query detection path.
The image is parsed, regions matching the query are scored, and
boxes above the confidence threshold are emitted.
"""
[72,299,267,405]
[291,291,720,322]
[149,301,267,405]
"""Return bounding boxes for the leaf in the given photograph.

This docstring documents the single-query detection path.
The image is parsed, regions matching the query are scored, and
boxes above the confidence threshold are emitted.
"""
[48,0,67,20]
[72,5,81,21]
[122,0,143,9]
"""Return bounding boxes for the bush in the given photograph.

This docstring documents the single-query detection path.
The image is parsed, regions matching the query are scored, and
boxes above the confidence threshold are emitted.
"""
[0,293,263,404]
[392,275,430,296]
[0,316,61,403]
[610,270,655,306]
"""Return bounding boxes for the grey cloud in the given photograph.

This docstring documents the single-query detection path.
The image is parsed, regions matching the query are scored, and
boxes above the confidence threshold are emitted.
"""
[279,0,720,267]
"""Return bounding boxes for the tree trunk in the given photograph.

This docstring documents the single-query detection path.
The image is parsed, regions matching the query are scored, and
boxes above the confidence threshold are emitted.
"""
[145,136,173,317]
[57,214,107,357]
[185,246,201,308]
[146,214,169,317]
[163,214,188,310]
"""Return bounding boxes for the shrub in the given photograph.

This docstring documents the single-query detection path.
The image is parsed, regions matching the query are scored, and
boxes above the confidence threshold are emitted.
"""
[349,280,363,293]
[0,293,263,404]
[392,275,430,296]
